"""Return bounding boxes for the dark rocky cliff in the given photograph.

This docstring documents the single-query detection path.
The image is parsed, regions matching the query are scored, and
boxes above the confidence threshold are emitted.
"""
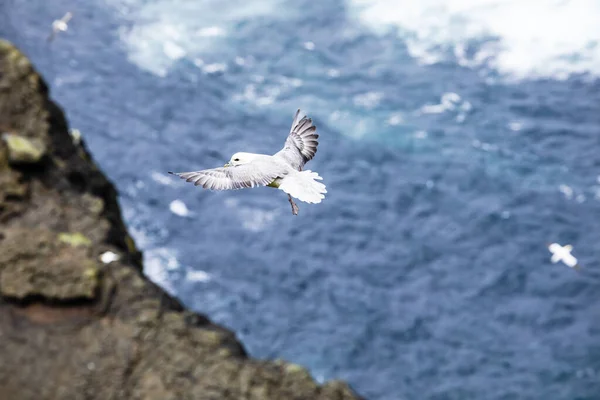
[0,39,362,400]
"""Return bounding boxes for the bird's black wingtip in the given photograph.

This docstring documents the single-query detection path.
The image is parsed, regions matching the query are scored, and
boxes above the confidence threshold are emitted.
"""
[167,171,175,175]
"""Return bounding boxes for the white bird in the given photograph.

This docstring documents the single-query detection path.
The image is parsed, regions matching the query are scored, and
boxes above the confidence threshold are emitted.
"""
[169,109,326,215]
[548,243,579,269]
[99,251,120,264]
[48,12,73,42]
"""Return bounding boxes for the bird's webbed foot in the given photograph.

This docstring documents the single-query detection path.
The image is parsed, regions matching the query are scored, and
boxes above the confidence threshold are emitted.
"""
[288,194,299,215]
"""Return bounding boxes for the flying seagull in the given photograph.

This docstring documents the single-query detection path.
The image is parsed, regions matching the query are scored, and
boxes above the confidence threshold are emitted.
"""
[47,12,73,42]
[169,109,326,215]
[548,242,579,270]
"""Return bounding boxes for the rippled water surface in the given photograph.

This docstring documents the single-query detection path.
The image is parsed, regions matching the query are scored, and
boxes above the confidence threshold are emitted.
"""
[2,0,600,398]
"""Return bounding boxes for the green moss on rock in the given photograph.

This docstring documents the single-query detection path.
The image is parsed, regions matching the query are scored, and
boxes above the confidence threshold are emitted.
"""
[58,232,92,247]
[2,133,46,164]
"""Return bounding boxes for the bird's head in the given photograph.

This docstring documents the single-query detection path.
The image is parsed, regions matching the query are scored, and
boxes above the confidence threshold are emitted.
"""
[224,152,257,167]
[548,243,561,252]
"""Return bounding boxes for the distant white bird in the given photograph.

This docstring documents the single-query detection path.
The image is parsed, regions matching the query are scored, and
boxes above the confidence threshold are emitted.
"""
[169,109,326,215]
[48,12,73,42]
[548,243,579,269]
[99,251,120,264]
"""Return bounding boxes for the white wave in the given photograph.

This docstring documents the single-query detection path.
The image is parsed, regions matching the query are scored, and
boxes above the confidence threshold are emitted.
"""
[105,0,282,76]
[239,208,278,232]
[150,171,174,185]
[349,0,600,79]
[224,198,279,232]
[387,113,404,126]
[202,63,228,74]
[472,139,498,152]
[195,26,226,38]
[508,121,523,132]
[328,110,373,140]
[186,269,211,283]
[418,92,462,114]
[416,92,472,123]
[231,75,301,108]
[233,83,279,106]
[559,184,574,200]
[353,91,384,109]
[414,130,427,139]
[144,247,179,293]
[303,41,316,51]
[169,199,192,217]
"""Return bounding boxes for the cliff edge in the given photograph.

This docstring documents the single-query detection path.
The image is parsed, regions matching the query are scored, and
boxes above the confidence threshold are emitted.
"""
[0,40,362,400]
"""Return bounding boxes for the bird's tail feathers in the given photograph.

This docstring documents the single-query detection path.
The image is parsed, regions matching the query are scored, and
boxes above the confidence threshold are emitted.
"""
[279,170,327,204]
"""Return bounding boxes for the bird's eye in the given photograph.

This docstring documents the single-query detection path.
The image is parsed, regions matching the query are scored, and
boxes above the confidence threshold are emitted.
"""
[234,158,239,162]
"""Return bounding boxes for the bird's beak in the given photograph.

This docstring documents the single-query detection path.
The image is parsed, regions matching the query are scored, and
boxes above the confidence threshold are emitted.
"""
[223,162,231,167]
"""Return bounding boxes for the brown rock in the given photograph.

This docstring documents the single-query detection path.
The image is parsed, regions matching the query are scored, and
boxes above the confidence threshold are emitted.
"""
[0,228,99,300]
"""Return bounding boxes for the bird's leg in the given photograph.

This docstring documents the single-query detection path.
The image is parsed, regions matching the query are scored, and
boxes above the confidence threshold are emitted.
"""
[288,194,299,215]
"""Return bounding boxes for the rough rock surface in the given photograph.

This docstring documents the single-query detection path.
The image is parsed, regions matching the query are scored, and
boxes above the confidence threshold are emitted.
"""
[0,40,363,400]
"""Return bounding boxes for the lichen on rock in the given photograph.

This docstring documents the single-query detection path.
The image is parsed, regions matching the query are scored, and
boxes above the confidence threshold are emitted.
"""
[1,132,46,164]
[58,232,92,247]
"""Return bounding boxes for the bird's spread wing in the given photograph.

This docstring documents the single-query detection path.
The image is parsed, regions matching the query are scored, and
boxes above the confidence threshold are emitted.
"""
[276,109,319,170]
[62,12,73,24]
[169,160,283,191]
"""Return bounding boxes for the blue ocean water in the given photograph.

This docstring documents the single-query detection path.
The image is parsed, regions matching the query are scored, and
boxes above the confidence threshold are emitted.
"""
[2,1,600,399]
